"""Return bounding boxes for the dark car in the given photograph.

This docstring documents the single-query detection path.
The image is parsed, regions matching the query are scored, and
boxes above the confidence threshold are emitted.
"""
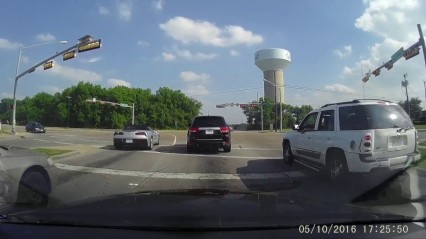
[186,116,232,153]
[25,122,46,133]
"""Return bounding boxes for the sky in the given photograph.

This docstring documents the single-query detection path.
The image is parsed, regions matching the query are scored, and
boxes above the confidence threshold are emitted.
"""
[1,0,426,124]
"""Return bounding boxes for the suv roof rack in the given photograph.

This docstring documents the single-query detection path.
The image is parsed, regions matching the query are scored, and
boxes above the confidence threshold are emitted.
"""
[321,99,393,108]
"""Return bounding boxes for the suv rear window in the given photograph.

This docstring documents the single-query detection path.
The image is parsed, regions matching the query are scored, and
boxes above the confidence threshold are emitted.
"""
[339,104,413,130]
[192,116,226,127]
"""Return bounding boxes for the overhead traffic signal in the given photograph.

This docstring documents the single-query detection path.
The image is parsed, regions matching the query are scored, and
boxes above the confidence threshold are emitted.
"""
[43,61,54,70]
[384,61,393,70]
[63,50,76,61]
[78,39,101,53]
[372,69,381,77]
[403,46,420,60]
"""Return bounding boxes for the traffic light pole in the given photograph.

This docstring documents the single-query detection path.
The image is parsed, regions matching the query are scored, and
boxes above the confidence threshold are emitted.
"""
[418,24,426,68]
[12,36,98,134]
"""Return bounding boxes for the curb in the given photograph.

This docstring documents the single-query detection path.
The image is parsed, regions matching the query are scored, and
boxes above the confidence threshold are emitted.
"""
[51,151,81,160]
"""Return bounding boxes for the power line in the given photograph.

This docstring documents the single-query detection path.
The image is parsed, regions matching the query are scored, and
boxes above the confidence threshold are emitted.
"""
[188,83,404,102]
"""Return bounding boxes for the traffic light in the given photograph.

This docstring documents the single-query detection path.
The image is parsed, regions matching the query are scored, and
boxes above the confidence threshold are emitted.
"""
[403,46,420,60]
[43,61,54,70]
[372,69,381,77]
[78,39,101,53]
[384,61,393,70]
[63,50,76,61]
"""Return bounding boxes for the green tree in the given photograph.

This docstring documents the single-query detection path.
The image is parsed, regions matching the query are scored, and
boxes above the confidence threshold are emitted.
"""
[398,97,422,120]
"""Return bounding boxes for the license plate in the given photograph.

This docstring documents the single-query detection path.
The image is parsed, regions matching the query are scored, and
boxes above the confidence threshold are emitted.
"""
[125,139,133,143]
[205,129,214,135]
[390,136,406,147]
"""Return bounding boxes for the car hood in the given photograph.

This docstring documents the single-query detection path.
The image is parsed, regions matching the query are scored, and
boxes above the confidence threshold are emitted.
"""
[3,189,419,229]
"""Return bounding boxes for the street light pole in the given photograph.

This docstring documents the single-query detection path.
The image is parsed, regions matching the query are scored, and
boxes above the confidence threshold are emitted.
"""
[66,96,71,127]
[11,40,68,134]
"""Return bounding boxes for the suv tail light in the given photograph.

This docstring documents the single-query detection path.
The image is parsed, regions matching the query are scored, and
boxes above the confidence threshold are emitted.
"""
[362,133,372,150]
[220,127,230,133]
[135,132,147,136]
[189,127,199,133]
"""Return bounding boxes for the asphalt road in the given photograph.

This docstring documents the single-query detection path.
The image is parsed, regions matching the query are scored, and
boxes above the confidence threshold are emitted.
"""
[1,125,425,217]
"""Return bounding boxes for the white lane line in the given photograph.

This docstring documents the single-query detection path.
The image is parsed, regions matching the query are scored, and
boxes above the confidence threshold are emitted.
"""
[294,159,320,172]
[55,163,304,179]
[232,147,280,151]
[165,133,177,146]
[80,139,110,143]
[144,150,282,160]
[49,134,76,137]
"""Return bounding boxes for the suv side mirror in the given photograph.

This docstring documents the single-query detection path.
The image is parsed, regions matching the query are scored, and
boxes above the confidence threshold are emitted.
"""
[292,125,299,130]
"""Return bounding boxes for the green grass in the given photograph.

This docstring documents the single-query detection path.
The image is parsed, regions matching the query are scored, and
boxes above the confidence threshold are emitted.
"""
[415,125,426,129]
[33,148,73,157]
[416,148,426,169]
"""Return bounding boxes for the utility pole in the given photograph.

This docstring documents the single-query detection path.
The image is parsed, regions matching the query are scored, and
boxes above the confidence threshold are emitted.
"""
[418,24,426,68]
[402,73,411,118]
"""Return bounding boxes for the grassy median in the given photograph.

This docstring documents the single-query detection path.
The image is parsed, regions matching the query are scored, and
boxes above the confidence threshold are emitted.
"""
[34,148,73,157]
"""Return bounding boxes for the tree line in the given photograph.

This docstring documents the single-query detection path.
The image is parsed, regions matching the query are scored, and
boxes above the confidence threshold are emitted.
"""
[0,81,202,129]
[242,97,313,130]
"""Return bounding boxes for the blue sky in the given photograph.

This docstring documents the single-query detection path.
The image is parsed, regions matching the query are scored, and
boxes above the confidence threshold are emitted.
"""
[1,0,426,123]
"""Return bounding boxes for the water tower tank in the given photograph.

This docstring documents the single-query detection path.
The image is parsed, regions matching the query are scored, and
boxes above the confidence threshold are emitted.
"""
[255,48,291,103]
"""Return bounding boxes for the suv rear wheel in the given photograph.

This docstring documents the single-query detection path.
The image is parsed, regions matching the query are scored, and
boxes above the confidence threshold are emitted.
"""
[327,150,348,181]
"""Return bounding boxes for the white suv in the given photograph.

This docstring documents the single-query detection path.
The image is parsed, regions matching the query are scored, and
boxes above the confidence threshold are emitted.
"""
[282,99,421,180]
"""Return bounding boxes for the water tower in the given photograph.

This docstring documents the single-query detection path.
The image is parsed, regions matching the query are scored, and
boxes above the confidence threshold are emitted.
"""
[255,48,291,103]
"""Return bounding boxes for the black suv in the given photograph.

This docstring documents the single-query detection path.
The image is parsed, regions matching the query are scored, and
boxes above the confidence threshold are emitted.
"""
[186,116,232,153]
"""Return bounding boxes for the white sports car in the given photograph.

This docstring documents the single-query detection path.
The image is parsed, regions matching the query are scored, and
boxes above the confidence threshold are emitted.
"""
[113,125,160,150]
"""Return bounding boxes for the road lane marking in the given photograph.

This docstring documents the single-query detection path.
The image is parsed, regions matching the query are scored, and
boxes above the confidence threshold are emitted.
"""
[232,147,280,151]
[164,133,177,146]
[294,159,320,171]
[54,163,305,179]
[144,150,282,160]
[80,139,110,143]
[49,134,77,137]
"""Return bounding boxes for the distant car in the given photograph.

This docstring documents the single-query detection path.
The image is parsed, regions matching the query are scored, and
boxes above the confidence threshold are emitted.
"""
[187,116,232,153]
[25,122,46,133]
[113,125,160,150]
[0,144,58,206]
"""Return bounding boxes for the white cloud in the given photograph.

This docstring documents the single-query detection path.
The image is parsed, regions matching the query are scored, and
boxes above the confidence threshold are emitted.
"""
[162,52,176,61]
[107,78,131,87]
[137,40,150,47]
[117,1,133,21]
[175,48,217,61]
[342,66,353,77]
[324,84,357,94]
[230,50,239,56]
[152,0,163,11]
[99,6,110,15]
[180,71,210,83]
[35,33,56,42]
[334,45,353,58]
[44,86,62,94]
[0,38,21,50]
[355,0,420,40]
[159,16,263,47]
[339,0,426,106]
[80,57,102,63]
[44,62,102,82]
[185,85,210,96]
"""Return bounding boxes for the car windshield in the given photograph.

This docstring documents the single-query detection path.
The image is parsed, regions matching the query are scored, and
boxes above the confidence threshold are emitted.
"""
[1,0,426,236]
